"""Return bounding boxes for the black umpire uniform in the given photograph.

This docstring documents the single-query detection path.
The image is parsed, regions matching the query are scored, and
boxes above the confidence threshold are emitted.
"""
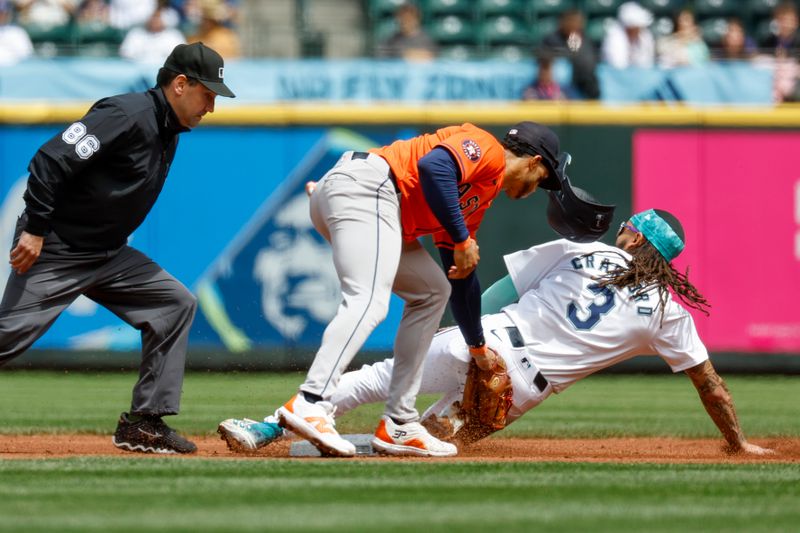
[0,43,235,454]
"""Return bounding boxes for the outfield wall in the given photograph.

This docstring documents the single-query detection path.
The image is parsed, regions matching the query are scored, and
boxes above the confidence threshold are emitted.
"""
[1,102,799,369]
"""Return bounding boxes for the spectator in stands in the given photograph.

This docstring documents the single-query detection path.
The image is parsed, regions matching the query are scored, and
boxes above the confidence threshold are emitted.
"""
[187,0,240,59]
[764,1,800,58]
[601,1,655,69]
[763,2,800,103]
[522,51,566,101]
[172,0,202,34]
[77,0,109,25]
[657,8,710,68]
[119,2,185,64]
[109,0,180,31]
[0,0,33,65]
[12,0,78,29]
[541,9,599,99]
[712,18,757,61]
[376,2,437,61]
[171,0,237,32]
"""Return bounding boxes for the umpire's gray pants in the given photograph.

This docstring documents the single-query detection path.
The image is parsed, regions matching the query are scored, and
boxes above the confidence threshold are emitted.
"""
[303,151,451,423]
[0,226,196,416]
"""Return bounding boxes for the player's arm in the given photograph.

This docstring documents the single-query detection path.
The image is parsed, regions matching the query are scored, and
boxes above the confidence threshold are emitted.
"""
[438,247,483,348]
[684,360,773,455]
[481,274,519,314]
[418,147,478,278]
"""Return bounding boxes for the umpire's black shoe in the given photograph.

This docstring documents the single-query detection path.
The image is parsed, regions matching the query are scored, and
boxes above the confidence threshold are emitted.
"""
[112,412,197,454]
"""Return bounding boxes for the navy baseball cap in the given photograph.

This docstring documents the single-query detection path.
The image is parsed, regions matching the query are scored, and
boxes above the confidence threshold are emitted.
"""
[163,42,235,98]
[504,121,561,190]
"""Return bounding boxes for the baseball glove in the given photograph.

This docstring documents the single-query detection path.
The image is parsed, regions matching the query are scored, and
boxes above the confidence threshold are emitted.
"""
[453,346,513,444]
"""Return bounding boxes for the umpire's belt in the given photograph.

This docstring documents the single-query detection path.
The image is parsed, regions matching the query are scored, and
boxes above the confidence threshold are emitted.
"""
[493,326,549,392]
[351,151,399,192]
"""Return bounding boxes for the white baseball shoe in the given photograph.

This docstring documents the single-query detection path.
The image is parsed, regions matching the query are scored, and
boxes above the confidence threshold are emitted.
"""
[217,417,284,452]
[371,415,458,457]
[277,394,356,457]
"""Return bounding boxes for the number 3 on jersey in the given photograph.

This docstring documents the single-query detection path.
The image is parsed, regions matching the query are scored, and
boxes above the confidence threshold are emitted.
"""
[567,283,615,330]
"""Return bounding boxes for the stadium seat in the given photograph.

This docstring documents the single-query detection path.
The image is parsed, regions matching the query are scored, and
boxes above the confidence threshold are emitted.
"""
[23,22,74,56]
[487,44,531,61]
[78,42,119,58]
[370,0,408,19]
[639,0,686,16]
[584,0,623,17]
[424,0,475,17]
[74,23,124,46]
[748,0,781,16]
[23,23,73,45]
[427,15,476,44]
[478,15,533,46]
[438,44,479,60]
[586,16,615,44]
[529,0,575,17]
[651,16,675,38]
[699,17,729,46]
[531,15,559,43]
[755,18,776,46]
[373,17,399,43]
[693,0,737,17]
[478,0,526,17]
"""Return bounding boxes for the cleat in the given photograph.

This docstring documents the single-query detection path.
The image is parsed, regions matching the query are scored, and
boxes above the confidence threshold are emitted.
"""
[112,412,197,454]
[277,394,355,457]
[218,417,284,452]
[421,402,465,441]
[371,415,457,457]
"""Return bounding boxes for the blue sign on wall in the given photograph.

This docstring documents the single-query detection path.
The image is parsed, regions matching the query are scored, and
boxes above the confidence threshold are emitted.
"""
[0,125,411,351]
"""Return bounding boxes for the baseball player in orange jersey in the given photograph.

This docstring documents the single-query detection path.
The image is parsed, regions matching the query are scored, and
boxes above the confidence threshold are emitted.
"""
[220,121,563,457]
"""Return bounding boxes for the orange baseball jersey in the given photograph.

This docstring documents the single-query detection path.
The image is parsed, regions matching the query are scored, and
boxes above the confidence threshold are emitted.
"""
[371,123,506,248]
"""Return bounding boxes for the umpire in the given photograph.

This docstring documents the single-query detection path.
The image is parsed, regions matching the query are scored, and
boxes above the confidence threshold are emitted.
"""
[0,43,235,454]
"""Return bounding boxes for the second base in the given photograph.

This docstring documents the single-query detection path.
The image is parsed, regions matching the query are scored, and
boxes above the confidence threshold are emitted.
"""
[289,434,376,457]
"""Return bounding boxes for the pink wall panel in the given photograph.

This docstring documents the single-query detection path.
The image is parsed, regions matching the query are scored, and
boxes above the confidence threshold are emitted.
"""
[633,130,800,352]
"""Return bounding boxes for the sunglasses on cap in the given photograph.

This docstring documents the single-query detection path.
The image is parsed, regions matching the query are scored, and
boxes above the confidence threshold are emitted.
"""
[617,221,639,235]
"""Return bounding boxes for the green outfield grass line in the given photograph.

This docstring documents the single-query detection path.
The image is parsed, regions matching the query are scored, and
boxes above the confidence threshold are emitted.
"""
[0,459,798,532]
[0,371,797,438]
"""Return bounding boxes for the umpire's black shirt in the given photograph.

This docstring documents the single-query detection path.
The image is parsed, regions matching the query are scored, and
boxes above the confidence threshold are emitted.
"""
[22,88,189,251]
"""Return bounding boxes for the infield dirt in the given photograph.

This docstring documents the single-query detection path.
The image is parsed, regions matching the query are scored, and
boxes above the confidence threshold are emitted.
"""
[2,435,798,463]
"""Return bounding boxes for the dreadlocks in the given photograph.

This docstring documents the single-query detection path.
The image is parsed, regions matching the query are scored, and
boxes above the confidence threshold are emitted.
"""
[593,242,710,324]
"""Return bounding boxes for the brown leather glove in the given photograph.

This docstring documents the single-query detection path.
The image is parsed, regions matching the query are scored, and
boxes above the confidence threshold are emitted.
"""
[455,345,513,444]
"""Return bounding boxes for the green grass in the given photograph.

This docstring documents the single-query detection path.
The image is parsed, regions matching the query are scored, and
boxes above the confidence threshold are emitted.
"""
[0,371,797,438]
[1,371,798,532]
[0,459,798,532]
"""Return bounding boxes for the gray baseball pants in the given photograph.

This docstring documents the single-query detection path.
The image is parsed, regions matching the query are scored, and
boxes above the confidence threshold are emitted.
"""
[0,224,196,416]
[303,151,451,423]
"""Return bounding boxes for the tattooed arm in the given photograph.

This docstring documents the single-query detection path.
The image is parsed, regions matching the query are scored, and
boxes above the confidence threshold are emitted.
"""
[684,361,774,455]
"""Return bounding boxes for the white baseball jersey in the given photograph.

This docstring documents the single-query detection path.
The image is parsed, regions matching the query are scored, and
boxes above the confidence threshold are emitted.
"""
[502,239,709,393]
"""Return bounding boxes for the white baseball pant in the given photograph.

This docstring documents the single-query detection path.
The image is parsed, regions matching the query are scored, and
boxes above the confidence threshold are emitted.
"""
[331,312,554,425]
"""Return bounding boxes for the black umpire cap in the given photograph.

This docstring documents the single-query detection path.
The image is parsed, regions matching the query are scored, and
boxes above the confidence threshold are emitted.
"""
[503,121,561,190]
[163,42,236,98]
[546,153,616,243]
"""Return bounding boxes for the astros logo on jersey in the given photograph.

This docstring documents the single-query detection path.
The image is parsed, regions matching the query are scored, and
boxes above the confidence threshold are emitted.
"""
[461,139,481,162]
